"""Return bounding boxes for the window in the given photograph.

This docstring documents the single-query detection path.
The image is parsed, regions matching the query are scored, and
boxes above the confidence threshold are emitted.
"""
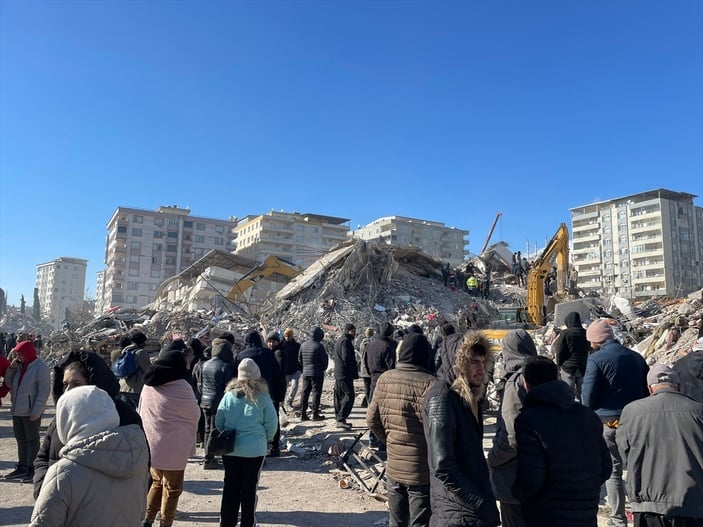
[214,237,223,246]
[126,295,138,304]
[151,270,161,278]
[132,228,142,236]
[128,267,139,276]
[152,243,162,251]
[215,225,224,234]
[154,231,164,238]
[168,219,178,227]
[117,226,127,234]
[195,235,205,243]
[183,221,193,228]
[166,244,177,252]
[127,282,138,290]
[133,215,143,223]
[196,223,206,231]
[154,218,164,227]
[296,225,305,232]
[131,241,141,250]
[167,231,178,239]
[152,256,162,265]
[129,255,140,263]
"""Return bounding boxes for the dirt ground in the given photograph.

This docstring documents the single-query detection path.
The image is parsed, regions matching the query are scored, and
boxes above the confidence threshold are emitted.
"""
[0,379,613,527]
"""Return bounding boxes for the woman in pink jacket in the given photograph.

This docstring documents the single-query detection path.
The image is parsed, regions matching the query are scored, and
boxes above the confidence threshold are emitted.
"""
[139,351,200,527]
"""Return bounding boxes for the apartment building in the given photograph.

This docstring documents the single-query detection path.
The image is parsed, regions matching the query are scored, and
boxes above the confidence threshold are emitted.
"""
[100,205,237,311]
[36,257,88,330]
[570,189,702,299]
[353,216,468,267]
[234,211,350,268]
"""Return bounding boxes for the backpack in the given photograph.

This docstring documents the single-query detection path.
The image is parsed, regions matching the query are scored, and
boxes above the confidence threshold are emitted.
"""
[113,348,139,379]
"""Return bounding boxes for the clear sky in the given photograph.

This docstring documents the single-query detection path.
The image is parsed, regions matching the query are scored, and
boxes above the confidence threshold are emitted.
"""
[1,0,702,307]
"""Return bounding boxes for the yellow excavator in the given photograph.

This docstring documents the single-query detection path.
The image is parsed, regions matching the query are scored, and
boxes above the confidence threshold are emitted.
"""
[226,255,301,302]
[526,222,570,326]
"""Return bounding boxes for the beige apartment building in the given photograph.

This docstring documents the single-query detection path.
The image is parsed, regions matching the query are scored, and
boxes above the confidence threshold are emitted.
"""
[352,216,469,267]
[570,189,702,299]
[36,257,88,330]
[233,211,350,268]
[99,205,237,312]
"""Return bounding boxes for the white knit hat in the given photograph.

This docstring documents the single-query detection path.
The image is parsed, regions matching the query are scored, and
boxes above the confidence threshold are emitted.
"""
[56,385,119,446]
[238,358,261,381]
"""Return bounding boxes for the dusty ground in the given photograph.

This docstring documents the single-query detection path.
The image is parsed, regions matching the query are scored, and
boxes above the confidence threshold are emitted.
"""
[0,379,614,527]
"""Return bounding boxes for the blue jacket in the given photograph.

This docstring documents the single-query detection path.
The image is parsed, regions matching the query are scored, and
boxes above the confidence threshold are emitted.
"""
[581,339,649,420]
[215,387,277,458]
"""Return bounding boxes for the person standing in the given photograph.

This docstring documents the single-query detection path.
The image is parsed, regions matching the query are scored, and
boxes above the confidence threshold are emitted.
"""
[552,311,589,401]
[672,337,703,403]
[423,330,500,527]
[365,322,397,449]
[512,356,611,527]
[333,323,358,430]
[281,328,302,409]
[264,332,288,456]
[29,385,149,527]
[116,330,154,410]
[617,364,703,527]
[139,351,200,527]
[298,326,329,421]
[359,327,374,407]
[3,340,51,482]
[367,333,436,527]
[200,338,235,469]
[216,358,278,527]
[582,318,649,527]
[487,329,538,527]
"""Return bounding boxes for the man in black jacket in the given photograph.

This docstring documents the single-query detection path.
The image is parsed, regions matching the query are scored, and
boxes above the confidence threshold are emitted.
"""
[298,327,328,421]
[200,338,235,469]
[281,328,302,409]
[333,323,358,430]
[264,332,288,456]
[423,330,500,527]
[512,356,611,527]
[552,311,589,401]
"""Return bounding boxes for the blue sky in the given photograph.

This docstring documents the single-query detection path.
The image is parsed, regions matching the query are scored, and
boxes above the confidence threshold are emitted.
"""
[1,0,702,306]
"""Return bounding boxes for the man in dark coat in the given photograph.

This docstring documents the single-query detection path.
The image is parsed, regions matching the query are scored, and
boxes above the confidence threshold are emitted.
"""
[200,338,235,469]
[365,322,397,448]
[281,328,302,409]
[298,327,328,421]
[264,331,288,456]
[512,356,611,527]
[423,330,500,527]
[553,311,589,401]
[367,333,435,527]
[333,323,358,430]
[672,337,703,403]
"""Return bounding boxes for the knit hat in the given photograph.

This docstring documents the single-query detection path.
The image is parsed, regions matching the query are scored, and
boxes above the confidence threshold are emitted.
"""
[238,358,261,381]
[129,330,147,347]
[56,385,119,446]
[586,319,615,344]
[692,337,703,352]
[647,363,680,386]
[211,338,232,357]
[267,332,281,342]
[364,327,374,338]
[143,350,190,386]
[344,323,356,332]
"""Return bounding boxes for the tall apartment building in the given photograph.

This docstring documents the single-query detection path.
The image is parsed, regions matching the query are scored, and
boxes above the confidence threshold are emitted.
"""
[353,216,468,267]
[36,257,88,330]
[234,211,350,268]
[100,205,237,311]
[570,189,702,299]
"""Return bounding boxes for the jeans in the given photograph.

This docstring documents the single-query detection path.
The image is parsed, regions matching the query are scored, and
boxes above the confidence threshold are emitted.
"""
[12,416,41,472]
[603,424,627,527]
[146,468,185,526]
[560,369,584,401]
[220,455,264,527]
[334,378,355,422]
[300,375,324,415]
[386,475,431,527]
[285,371,301,405]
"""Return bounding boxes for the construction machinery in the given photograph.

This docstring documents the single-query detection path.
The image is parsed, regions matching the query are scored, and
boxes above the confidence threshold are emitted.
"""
[226,255,301,303]
[526,223,570,326]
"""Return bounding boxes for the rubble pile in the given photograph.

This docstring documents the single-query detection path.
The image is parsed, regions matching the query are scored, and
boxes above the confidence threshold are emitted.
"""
[0,308,53,338]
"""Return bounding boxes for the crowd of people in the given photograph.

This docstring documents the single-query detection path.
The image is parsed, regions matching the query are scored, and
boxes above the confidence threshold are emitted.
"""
[1,315,703,527]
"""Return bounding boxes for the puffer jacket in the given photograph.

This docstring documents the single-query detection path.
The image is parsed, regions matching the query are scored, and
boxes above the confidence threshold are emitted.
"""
[281,338,301,375]
[298,327,328,377]
[200,343,235,410]
[30,424,150,527]
[236,331,276,394]
[367,333,435,486]
[487,329,537,503]
[553,312,589,375]
[423,331,500,527]
[512,380,611,527]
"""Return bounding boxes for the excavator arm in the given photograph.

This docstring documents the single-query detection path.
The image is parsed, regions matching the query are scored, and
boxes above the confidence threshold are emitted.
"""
[226,255,300,302]
[526,223,569,326]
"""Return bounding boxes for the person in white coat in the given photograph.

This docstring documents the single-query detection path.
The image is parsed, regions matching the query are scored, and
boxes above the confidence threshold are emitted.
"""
[30,385,150,527]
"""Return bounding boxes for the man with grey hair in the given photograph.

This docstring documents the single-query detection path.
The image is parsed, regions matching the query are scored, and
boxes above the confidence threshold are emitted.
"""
[617,364,703,527]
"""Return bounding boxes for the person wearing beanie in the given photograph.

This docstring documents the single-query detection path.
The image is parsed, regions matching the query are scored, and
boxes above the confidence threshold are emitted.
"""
[672,337,703,403]
[216,358,277,527]
[139,351,200,527]
[30,385,149,527]
[281,328,302,409]
[617,363,703,526]
[582,318,649,527]
[358,328,375,408]
[364,322,397,448]
[200,338,235,470]
[264,331,288,456]
[553,311,589,401]
[3,340,50,482]
[298,327,329,421]
[333,324,358,430]
[32,349,143,498]
[367,332,435,526]
[115,328,156,411]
